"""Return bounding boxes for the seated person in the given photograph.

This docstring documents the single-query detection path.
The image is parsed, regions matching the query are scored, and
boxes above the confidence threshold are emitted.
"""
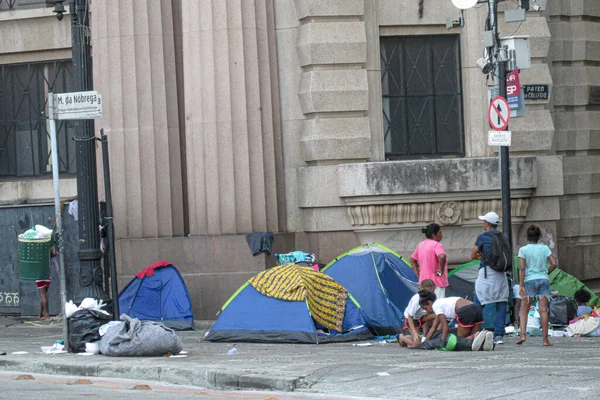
[420,294,484,343]
[398,279,436,348]
[574,289,593,317]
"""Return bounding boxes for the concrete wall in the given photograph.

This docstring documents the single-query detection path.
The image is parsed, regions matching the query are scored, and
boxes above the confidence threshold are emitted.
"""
[547,0,600,292]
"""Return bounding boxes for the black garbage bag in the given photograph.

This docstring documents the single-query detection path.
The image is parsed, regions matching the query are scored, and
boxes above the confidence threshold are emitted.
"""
[68,309,112,353]
[549,296,577,326]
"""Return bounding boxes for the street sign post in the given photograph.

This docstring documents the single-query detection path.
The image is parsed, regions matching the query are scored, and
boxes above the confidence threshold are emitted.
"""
[53,91,103,120]
[48,91,103,349]
[488,96,510,131]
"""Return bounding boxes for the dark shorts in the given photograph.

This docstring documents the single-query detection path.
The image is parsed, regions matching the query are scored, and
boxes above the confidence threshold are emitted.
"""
[402,317,423,331]
[456,304,483,328]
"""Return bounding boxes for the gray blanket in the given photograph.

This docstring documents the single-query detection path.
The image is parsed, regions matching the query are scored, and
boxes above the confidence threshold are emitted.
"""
[99,314,183,357]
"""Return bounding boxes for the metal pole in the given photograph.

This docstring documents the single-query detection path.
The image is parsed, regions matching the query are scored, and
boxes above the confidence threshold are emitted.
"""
[489,0,513,248]
[100,130,120,320]
[48,92,69,350]
[69,0,108,302]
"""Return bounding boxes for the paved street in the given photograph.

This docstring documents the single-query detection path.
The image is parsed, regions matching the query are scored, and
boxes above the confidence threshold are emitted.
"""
[1,317,600,399]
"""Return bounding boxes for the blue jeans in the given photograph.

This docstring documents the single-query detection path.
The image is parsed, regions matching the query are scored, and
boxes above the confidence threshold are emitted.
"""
[474,294,507,339]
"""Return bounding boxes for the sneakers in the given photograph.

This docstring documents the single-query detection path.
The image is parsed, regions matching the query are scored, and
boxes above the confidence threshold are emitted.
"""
[482,332,495,351]
[471,331,487,351]
[494,337,504,345]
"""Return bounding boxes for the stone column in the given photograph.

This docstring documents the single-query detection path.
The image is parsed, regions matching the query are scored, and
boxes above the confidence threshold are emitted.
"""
[181,0,283,236]
[91,0,184,239]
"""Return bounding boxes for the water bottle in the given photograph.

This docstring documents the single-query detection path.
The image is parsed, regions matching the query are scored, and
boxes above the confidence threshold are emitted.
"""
[227,347,238,356]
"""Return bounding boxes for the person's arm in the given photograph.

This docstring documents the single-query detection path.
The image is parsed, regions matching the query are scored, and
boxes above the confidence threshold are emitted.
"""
[406,316,419,339]
[437,253,447,274]
[547,254,558,274]
[439,316,449,342]
[471,245,481,261]
[410,257,420,280]
[424,316,440,341]
[519,257,526,298]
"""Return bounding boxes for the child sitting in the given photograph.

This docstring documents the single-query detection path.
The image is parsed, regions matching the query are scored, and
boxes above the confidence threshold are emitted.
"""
[574,289,593,317]
[398,279,436,348]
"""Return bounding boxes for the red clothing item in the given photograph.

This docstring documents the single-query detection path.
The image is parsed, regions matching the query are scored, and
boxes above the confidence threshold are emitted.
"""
[136,260,172,278]
[411,239,448,287]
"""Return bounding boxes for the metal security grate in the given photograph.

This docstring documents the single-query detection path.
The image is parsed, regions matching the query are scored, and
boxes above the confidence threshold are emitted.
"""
[0,60,75,177]
[381,35,465,159]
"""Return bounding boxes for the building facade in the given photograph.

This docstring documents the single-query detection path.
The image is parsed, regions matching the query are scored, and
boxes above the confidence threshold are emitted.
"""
[0,0,598,318]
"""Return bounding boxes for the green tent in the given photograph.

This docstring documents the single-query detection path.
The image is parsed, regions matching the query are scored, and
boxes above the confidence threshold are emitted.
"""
[447,260,600,306]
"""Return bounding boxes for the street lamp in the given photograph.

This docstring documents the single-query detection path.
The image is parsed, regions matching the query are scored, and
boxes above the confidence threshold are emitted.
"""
[52,0,109,303]
[450,0,514,248]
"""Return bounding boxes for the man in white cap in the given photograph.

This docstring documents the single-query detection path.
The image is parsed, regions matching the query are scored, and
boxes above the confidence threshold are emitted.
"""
[471,211,509,345]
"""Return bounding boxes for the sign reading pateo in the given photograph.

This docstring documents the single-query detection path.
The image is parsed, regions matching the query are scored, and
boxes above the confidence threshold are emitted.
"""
[523,85,549,101]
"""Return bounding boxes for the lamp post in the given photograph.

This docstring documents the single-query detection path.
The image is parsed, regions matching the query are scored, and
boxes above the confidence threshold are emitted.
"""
[452,0,513,247]
[53,0,108,302]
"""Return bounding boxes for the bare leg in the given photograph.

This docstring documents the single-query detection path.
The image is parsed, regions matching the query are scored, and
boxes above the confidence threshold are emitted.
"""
[39,287,49,320]
[469,324,481,337]
[539,297,553,346]
[513,298,521,327]
[517,297,531,344]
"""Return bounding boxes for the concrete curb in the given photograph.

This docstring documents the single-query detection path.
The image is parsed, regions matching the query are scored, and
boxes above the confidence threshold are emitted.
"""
[0,358,300,392]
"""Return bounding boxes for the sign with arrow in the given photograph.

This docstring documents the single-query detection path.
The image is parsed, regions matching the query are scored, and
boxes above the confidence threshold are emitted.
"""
[488,96,510,131]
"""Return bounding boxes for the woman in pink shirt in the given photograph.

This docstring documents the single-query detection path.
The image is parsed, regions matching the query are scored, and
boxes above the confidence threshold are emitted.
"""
[410,223,448,299]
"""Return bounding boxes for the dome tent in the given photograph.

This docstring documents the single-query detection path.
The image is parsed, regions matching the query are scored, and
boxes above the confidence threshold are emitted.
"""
[119,261,195,330]
[322,243,419,335]
[204,264,371,344]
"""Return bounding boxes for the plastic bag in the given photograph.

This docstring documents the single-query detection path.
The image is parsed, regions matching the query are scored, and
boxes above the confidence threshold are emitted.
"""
[68,309,112,353]
[549,296,577,326]
[100,314,182,357]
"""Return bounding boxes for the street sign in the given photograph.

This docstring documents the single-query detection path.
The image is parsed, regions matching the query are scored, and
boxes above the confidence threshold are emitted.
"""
[52,91,103,120]
[488,130,511,147]
[506,70,523,110]
[488,96,510,131]
[523,85,549,101]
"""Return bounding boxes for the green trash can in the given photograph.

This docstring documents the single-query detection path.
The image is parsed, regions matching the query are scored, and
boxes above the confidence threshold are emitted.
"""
[17,236,53,280]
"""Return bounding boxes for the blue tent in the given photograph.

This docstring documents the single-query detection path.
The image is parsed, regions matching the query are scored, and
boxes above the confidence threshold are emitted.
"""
[322,243,418,335]
[204,265,372,344]
[119,261,195,330]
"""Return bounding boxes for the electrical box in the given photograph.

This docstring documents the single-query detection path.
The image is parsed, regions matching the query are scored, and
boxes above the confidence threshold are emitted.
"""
[500,36,531,70]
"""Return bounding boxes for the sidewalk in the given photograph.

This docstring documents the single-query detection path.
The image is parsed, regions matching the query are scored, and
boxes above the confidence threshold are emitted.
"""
[1,316,600,399]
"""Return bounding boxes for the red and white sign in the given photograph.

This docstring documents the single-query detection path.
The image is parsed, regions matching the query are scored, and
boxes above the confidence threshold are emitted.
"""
[506,71,521,96]
[488,96,510,131]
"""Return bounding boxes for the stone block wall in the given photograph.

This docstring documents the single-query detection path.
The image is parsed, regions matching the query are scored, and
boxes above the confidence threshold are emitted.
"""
[547,0,600,291]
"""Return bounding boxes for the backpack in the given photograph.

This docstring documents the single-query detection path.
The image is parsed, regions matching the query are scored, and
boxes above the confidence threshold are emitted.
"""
[484,231,513,273]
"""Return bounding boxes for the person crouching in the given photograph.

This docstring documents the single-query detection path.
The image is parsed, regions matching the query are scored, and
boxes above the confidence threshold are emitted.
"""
[420,294,484,342]
[398,279,436,347]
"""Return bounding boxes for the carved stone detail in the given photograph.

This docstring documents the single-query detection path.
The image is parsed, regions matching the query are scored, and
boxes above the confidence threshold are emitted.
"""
[347,199,530,226]
[436,202,461,226]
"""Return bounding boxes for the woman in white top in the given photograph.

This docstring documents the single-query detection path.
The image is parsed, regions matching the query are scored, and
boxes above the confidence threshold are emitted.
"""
[399,279,436,348]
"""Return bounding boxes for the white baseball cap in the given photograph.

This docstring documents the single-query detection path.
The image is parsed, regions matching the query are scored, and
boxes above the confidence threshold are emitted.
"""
[478,212,500,225]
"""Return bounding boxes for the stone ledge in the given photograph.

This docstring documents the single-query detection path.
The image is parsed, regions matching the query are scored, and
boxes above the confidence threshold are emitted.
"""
[337,157,537,198]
